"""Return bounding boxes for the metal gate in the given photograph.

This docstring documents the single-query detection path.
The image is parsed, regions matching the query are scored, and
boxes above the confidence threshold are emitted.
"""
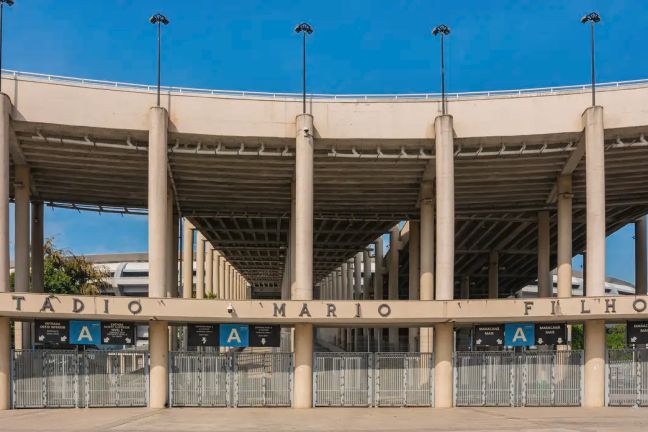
[454,351,582,407]
[313,352,434,407]
[12,350,148,408]
[607,349,648,407]
[169,351,292,407]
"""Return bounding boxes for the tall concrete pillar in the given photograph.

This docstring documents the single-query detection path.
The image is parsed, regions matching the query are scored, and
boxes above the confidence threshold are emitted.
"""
[14,165,30,349]
[636,216,647,295]
[182,220,194,299]
[213,251,220,298]
[373,237,384,350]
[354,252,362,350]
[148,107,169,299]
[557,175,573,298]
[149,320,169,408]
[434,322,453,408]
[0,95,10,411]
[435,115,454,301]
[408,221,420,352]
[583,106,606,407]
[205,245,213,297]
[346,259,354,350]
[31,201,44,294]
[218,255,226,299]
[169,214,179,350]
[488,251,499,299]
[388,226,400,349]
[419,181,434,353]
[460,276,469,299]
[537,210,551,298]
[195,233,205,299]
[293,113,314,408]
[362,249,371,346]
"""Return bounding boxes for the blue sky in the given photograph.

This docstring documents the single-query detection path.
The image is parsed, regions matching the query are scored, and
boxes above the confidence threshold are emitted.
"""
[4,0,646,282]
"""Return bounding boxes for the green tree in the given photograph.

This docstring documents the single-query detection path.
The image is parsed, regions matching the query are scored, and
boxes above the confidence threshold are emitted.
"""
[41,239,109,295]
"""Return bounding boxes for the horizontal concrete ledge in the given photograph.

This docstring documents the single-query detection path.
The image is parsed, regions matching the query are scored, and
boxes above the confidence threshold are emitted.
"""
[1,293,647,325]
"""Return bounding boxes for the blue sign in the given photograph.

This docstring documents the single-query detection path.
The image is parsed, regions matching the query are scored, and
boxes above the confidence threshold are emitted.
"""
[219,324,249,347]
[504,323,535,347]
[69,320,101,345]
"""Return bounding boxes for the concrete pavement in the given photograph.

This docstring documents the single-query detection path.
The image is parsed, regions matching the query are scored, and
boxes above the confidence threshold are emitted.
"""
[0,407,646,432]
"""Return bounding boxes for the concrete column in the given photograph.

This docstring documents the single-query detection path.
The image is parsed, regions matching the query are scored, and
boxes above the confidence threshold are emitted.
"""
[346,260,353,350]
[557,175,573,298]
[149,320,169,408]
[488,251,499,299]
[182,220,194,299]
[419,181,434,354]
[0,95,9,411]
[388,225,400,349]
[537,210,551,298]
[165,198,178,298]
[205,246,213,297]
[213,251,220,298]
[293,113,314,408]
[218,256,226,299]
[434,322,453,408]
[354,252,362,350]
[583,106,606,297]
[373,237,384,350]
[169,214,179,350]
[341,263,348,298]
[31,202,44,293]
[460,276,469,300]
[195,233,205,299]
[635,216,647,295]
[362,249,371,345]
[584,319,606,407]
[435,115,454,301]
[148,107,169,299]
[14,165,30,349]
[408,221,420,352]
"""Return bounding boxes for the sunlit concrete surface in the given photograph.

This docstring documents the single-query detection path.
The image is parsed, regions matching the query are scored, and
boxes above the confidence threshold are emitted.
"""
[1,407,647,431]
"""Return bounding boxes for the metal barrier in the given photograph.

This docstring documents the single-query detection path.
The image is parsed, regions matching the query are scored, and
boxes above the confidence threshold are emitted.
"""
[607,349,648,407]
[313,352,434,407]
[169,352,292,407]
[12,350,148,408]
[454,351,582,407]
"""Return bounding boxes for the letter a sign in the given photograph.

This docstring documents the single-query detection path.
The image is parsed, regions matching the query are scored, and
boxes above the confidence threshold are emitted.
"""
[504,323,535,347]
[69,320,101,345]
[219,324,249,347]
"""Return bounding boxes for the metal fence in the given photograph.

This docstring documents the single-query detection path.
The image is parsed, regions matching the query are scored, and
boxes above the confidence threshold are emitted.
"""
[169,352,293,407]
[454,351,582,407]
[12,350,148,408]
[607,349,648,407]
[313,352,434,407]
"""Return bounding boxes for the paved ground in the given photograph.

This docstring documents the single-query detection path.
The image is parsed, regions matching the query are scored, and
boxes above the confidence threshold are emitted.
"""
[1,407,646,431]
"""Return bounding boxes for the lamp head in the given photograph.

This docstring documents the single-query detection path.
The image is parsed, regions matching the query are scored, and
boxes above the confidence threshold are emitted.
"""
[581,12,601,24]
[432,24,451,36]
[149,13,169,25]
[294,22,313,34]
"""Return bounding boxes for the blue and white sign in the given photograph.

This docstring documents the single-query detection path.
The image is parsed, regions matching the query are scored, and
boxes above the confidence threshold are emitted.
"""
[219,324,249,347]
[69,320,101,345]
[504,323,535,347]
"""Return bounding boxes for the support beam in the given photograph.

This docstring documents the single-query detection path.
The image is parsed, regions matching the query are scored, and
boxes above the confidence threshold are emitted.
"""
[460,276,469,300]
[419,181,434,354]
[218,255,225,299]
[584,319,605,407]
[557,175,573,298]
[488,250,499,299]
[408,221,420,352]
[0,95,10,410]
[636,216,647,296]
[195,233,205,299]
[149,320,169,408]
[293,113,314,408]
[14,165,30,350]
[435,115,454,301]
[31,201,44,294]
[434,322,453,408]
[373,237,384,351]
[537,210,551,298]
[182,220,194,299]
[205,245,213,297]
[213,251,220,298]
[388,225,400,349]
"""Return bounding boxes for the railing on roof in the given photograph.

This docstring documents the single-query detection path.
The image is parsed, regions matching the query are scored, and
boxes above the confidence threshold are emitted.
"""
[3,69,648,101]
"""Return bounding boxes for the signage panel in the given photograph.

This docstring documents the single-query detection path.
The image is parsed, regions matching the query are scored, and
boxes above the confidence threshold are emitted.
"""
[627,321,648,345]
[69,320,101,345]
[35,320,69,346]
[188,324,220,347]
[101,322,135,345]
[473,324,504,347]
[535,323,567,346]
[504,322,535,347]
[220,324,249,347]
[249,325,281,347]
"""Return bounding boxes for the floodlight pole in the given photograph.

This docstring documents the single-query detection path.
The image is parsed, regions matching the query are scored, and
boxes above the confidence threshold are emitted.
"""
[432,24,451,115]
[150,13,169,107]
[295,23,313,114]
[0,0,14,94]
[581,12,600,107]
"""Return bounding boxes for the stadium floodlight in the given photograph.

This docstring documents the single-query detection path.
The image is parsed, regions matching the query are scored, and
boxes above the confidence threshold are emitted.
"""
[294,23,314,114]
[432,24,451,115]
[581,12,601,106]
[149,13,169,107]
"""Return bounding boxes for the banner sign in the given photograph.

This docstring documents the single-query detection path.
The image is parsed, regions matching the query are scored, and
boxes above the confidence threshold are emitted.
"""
[474,324,504,347]
[188,324,220,347]
[101,322,135,345]
[249,325,280,347]
[69,320,101,345]
[535,323,567,346]
[504,323,535,347]
[220,324,249,347]
[627,321,648,345]
[35,320,69,346]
